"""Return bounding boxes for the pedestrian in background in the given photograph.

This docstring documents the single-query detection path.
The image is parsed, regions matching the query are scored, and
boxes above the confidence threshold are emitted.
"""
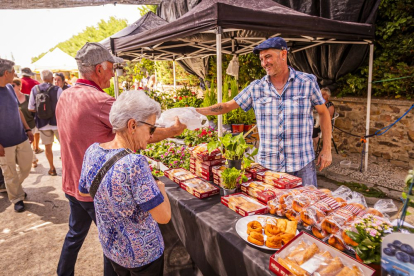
[12,78,38,168]
[0,58,34,212]
[28,70,62,176]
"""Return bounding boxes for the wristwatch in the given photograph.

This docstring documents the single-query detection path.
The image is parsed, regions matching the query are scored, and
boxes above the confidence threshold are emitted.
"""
[25,129,32,132]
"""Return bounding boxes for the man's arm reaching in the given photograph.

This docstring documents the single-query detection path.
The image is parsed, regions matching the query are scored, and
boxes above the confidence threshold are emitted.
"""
[195,100,240,116]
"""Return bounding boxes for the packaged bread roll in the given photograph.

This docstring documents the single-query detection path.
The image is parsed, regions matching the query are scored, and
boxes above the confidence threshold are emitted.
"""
[277,257,310,276]
[289,243,319,265]
[315,257,344,276]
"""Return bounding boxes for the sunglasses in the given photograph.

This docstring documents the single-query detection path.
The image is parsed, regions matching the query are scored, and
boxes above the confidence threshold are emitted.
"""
[11,84,16,87]
[138,121,157,135]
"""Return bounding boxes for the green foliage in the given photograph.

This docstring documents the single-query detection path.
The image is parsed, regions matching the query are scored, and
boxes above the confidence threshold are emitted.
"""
[336,0,414,98]
[207,133,256,161]
[346,215,391,264]
[142,141,190,170]
[32,17,128,63]
[138,5,157,16]
[175,127,218,146]
[221,167,243,189]
[155,61,200,86]
[173,96,203,108]
[202,79,217,121]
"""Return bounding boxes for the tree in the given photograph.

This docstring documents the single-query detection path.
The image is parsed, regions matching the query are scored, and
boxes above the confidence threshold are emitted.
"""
[31,17,128,62]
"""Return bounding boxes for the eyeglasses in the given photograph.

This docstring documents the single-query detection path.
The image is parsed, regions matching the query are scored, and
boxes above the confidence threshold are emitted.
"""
[138,121,157,135]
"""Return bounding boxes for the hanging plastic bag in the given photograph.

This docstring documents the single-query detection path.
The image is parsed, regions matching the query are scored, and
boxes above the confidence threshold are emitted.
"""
[226,55,239,79]
[157,107,209,130]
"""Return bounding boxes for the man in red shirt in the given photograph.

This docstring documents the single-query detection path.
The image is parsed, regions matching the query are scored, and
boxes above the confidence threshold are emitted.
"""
[56,42,186,276]
[20,67,39,95]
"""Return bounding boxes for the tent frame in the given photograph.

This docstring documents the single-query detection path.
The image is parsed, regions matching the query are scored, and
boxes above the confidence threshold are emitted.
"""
[114,27,374,171]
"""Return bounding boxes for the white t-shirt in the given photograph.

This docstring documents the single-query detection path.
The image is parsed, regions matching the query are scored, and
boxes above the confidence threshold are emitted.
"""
[28,84,63,131]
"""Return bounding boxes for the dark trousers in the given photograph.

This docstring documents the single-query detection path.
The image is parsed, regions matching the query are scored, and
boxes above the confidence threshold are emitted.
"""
[110,253,164,276]
[57,194,117,276]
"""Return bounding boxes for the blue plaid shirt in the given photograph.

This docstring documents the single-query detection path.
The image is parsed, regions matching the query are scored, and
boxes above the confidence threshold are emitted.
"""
[234,67,324,172]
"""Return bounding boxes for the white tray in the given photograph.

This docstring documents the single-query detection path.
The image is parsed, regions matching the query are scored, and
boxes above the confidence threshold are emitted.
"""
[235,215,298,251]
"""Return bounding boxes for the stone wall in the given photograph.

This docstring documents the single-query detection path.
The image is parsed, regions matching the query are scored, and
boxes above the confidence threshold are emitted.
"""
[330,97,414,168]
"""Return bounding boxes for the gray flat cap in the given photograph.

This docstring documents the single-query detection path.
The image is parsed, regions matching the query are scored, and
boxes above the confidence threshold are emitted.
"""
[75,42,123,66]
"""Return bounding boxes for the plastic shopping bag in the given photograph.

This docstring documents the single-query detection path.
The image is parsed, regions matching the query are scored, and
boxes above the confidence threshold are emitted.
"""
[157,107,209,130]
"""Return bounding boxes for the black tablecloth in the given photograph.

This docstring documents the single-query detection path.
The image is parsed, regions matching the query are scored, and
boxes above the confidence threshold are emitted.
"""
[159,176,275,276]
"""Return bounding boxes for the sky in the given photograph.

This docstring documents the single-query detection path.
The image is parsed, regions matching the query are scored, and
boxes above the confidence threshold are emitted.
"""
[0,4,142,66]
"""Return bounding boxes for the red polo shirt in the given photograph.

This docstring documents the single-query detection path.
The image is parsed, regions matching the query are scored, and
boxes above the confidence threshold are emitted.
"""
[20,76,40,95]
[56,79,115,202]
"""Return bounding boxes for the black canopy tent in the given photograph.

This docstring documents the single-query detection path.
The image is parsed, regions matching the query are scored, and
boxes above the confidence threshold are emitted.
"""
[108,0,375,170]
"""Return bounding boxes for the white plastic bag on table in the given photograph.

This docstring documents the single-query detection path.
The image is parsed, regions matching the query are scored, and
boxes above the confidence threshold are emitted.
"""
[157,107,209,130]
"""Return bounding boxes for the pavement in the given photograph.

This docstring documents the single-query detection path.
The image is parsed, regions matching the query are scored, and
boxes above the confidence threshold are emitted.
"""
[0,143,403,275]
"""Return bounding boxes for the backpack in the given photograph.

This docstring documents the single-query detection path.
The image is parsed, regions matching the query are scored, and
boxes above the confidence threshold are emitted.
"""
[35,85,54,120]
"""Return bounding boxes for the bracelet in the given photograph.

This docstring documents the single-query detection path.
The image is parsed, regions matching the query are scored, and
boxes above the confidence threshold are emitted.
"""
[25,129,32,133]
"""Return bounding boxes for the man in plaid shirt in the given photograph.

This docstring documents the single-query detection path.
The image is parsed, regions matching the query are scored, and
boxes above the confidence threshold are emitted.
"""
[196,37,332,187]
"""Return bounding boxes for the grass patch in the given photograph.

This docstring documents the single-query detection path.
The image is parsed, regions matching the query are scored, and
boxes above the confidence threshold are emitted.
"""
[338,182,387,198]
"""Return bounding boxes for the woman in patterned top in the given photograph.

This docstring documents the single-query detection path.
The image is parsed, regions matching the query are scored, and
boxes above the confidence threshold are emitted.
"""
[313,87,335,145]
[78,90,171,276]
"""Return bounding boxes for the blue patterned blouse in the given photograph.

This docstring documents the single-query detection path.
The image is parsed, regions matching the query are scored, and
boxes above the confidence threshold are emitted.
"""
[79,143,165,268]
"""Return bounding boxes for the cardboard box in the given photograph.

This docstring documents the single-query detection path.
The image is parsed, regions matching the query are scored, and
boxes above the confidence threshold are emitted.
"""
[221,193,268,217]
[246,163,268,178]
[269,231,375,276]
[190,167,213,181]
[180,178,220,199]
[188,144,223,161]
[190,157,225,167]
[164,168,196,184]
[256,171,302,189]
[382,233,414,276]
[241,181,286,203]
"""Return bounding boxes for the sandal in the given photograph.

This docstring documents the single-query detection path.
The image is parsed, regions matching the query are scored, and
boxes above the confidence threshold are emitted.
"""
[48,169,57,176]
[34,148,44,154]
[32,161,38,168]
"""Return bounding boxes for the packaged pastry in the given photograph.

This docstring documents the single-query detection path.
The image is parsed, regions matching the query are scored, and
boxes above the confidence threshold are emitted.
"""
[267,186,313,217]
[241,181,286,203]
[221,193,268,216]
[256,171,303,189]
[269,232,375,276]
[164,168,196,184]
[189,143,222,161]
[320,192,368,235]
[245,163,268,178]
[180,178,219,199]
[300,196,347,227]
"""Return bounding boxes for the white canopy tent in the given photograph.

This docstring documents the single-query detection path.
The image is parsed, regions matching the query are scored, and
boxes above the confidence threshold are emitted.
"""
[31,48,78,72]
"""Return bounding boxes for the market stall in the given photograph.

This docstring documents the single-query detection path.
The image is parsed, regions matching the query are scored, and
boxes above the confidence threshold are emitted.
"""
[141,128,405,276]
[106,0,378,170]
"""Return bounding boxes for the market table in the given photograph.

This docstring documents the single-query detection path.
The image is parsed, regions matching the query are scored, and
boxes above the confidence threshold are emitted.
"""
[159,176,275,276]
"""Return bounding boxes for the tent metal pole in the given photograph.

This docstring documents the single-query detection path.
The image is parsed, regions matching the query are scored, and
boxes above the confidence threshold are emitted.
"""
[114,69,119,99]
[173,59,176,91]
[216,26,223,138]
[365,43,374,172]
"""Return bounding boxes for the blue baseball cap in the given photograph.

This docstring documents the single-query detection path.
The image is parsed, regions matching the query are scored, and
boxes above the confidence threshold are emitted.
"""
[253,37,289,55]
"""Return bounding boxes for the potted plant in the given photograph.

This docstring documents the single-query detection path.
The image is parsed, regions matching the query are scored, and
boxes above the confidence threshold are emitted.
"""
[228,108,245,133]
[345,214,391,275]
[207,133,257,170]
[221,167,247,195]
[243,108,256,133]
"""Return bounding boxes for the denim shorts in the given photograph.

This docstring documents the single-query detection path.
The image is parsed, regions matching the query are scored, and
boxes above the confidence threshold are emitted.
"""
[288,160,317,187]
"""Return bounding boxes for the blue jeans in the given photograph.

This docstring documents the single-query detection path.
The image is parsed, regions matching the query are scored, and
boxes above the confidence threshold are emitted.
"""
[57,194,116,276]
[289,160,317,187]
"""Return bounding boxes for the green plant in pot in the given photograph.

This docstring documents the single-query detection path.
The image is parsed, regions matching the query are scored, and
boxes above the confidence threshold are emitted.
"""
[221,167,247,195]
[207,133,257,170]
